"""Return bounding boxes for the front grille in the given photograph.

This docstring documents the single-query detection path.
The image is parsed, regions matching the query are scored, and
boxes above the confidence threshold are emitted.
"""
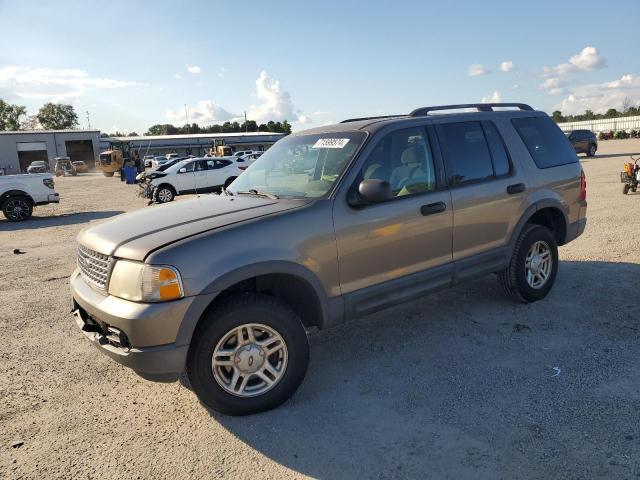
[77,244,111,290]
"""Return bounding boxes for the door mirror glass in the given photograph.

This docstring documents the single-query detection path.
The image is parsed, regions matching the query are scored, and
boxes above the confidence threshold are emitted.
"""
[356,179,392,204]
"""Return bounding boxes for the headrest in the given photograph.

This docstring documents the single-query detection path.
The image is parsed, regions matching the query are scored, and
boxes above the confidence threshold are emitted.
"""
[401,146,425,165]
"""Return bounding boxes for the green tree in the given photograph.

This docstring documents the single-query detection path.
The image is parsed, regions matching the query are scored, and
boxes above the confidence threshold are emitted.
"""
[36,103,78,129]
[0,99,27,131]
[281,120,292,134]
[604,108,619,118]
[145,124,178,135]
[551,111,565,123]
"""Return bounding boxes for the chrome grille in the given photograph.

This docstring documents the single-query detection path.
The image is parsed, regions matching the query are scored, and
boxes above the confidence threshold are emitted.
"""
[77,244,111,290]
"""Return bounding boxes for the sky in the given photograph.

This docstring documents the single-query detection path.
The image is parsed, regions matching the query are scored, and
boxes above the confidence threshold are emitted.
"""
[0,0,639,133]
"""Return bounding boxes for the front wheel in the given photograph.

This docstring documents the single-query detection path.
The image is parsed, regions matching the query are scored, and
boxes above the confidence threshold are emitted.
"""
[2,196,33,222]
[587,144,596,157]
[623,184,630,195]
[187,293,309,415]
[498,224,558,303]
[154,185,175,203]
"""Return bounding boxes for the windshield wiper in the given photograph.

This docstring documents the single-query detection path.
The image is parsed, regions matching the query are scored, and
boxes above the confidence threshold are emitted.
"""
[221,187,233,196]
[235,189,279,199]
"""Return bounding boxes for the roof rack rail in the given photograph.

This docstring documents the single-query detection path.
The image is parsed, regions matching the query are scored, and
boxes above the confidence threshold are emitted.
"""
[340,114,405,123]
[409,103,533,117]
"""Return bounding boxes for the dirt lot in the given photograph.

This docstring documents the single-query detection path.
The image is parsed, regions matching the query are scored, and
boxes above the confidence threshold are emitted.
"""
[1,140,640,480]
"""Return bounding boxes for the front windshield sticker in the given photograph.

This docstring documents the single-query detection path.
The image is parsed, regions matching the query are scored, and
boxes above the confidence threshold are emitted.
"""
[312,138,350,149]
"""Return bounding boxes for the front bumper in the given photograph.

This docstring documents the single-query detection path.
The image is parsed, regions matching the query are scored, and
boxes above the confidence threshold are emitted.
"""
[70,269,194,380]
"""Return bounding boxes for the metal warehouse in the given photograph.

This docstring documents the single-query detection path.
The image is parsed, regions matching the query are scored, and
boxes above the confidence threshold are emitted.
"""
[0,130,101,174]
[100,132,286,158]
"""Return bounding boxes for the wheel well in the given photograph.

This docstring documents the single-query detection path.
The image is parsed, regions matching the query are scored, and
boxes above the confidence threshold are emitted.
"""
[204,273,323,329]
[157,183,176,194]
[527,207,567,245]
[0,190,33,205]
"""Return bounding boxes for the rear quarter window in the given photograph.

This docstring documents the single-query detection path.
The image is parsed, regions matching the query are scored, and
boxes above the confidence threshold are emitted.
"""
[512,116,578,169]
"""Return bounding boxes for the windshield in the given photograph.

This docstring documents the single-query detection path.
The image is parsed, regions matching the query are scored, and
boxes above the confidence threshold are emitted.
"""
[227,132,366,198]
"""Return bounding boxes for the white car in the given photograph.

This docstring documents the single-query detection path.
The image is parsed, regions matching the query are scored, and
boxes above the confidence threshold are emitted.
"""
[144,157,244,203]
[143,155,155,168]
[151,156,170,169]
[233,150,255,157]
[0,173,60,221]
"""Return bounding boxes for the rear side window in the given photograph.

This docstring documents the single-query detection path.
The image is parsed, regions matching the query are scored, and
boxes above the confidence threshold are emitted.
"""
[436,122,494,186]
[512,116,578,168]
[482,121,511,177]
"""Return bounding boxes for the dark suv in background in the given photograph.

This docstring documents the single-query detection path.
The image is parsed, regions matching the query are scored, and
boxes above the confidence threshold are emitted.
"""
[567,129,597,157]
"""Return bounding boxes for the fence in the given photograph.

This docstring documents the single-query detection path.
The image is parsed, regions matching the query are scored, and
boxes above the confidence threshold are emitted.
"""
[556,115,640,133]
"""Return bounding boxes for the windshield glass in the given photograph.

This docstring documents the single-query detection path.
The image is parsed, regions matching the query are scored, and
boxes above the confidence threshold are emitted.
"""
[227,132,365,198]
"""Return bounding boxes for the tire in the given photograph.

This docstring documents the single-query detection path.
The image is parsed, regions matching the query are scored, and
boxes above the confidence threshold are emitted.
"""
[187,293,310,416]
[103,172,114,177]
[2,196,33,222]
[623,184,630,195]
[223,176,237,190]
[587,144,596,157]
[154,184,175,203]
[498,224,558,303]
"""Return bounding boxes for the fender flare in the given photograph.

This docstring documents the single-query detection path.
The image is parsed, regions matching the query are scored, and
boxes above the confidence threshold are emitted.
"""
[507,199,569,252]
[0,190,33,205]
[176,261,333,346]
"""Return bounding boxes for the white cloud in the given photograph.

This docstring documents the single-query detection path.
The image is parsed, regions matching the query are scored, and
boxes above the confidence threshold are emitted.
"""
[246,71,305,124]
[165,71,306,126]
[481,90,502,103]
[167,100,235,124]
[0,66,138,89]
[186,65,201,74]
[543,46,606,78]
[218,67,228,78]
[0,65,139,104]
[555,74,640,115]
[468,64,489,77]
[500,61,514,73]
[174,74,182,79]
[541,77,566,95]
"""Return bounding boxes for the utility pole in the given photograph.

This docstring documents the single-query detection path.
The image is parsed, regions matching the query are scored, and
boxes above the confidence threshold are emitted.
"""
[184,104,190,134]
[244,111,248,132]
[86,111,91,129]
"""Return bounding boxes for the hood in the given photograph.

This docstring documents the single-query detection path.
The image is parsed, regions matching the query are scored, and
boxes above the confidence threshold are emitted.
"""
[77,195,308,261]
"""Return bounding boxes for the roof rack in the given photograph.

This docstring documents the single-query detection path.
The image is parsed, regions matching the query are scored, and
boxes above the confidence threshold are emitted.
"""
[409,103,533,117]
[340,115,405,124]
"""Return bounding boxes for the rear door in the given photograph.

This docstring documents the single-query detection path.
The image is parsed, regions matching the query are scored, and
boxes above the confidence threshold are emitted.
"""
[205,159,234,189]
[434,120,524,263]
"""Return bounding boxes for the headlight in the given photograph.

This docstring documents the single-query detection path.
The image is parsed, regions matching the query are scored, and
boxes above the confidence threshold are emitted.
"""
[108,260,184,302]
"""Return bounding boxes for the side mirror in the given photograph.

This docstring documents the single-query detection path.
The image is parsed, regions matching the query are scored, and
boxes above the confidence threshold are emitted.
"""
[349,179,392,206]
[178,167,186,173]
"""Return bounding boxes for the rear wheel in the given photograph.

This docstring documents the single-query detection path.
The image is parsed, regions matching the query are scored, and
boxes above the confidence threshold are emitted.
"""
[2,196,33,222]
[498,224,558,303]
[154,184,175,203]
[187,293,309,415]
[103,172,114,177]
[623,184,630,195]
[587,144,596,157]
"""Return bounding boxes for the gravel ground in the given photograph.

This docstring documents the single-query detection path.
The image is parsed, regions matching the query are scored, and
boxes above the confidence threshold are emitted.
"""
[1,140,639,480]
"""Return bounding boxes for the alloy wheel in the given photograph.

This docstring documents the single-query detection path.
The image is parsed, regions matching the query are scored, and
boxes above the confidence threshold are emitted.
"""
[5,199,30,221]
[524,240,552,289]
[211,323,288,397]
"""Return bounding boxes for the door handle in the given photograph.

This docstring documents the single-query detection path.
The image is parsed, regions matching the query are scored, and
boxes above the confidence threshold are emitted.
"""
[507,183,526,194]
[420,202,446,216]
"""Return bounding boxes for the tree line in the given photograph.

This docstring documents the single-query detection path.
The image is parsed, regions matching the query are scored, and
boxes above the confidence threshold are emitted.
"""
[551,103,640,123]
[0,98,292,136]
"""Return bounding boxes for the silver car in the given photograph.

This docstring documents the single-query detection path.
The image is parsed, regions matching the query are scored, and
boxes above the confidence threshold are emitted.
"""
[71,103,587,415]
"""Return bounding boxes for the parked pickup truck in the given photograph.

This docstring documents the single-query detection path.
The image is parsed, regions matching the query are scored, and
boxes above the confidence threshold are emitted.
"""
[0,174,60,221]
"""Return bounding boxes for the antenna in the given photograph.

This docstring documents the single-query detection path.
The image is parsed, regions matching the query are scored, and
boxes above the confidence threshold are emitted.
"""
[86,111,91,129]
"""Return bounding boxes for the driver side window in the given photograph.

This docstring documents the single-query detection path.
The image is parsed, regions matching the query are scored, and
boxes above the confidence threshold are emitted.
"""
[359,127,436,197]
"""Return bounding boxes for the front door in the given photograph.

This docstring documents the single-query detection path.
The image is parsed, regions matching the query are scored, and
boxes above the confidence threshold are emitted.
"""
[333,126,453,313]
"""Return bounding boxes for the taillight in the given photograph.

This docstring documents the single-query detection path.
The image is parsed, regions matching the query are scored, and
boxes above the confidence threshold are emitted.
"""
[238,166,247,170]
[579,170,586,201]
[43,178,55,189]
